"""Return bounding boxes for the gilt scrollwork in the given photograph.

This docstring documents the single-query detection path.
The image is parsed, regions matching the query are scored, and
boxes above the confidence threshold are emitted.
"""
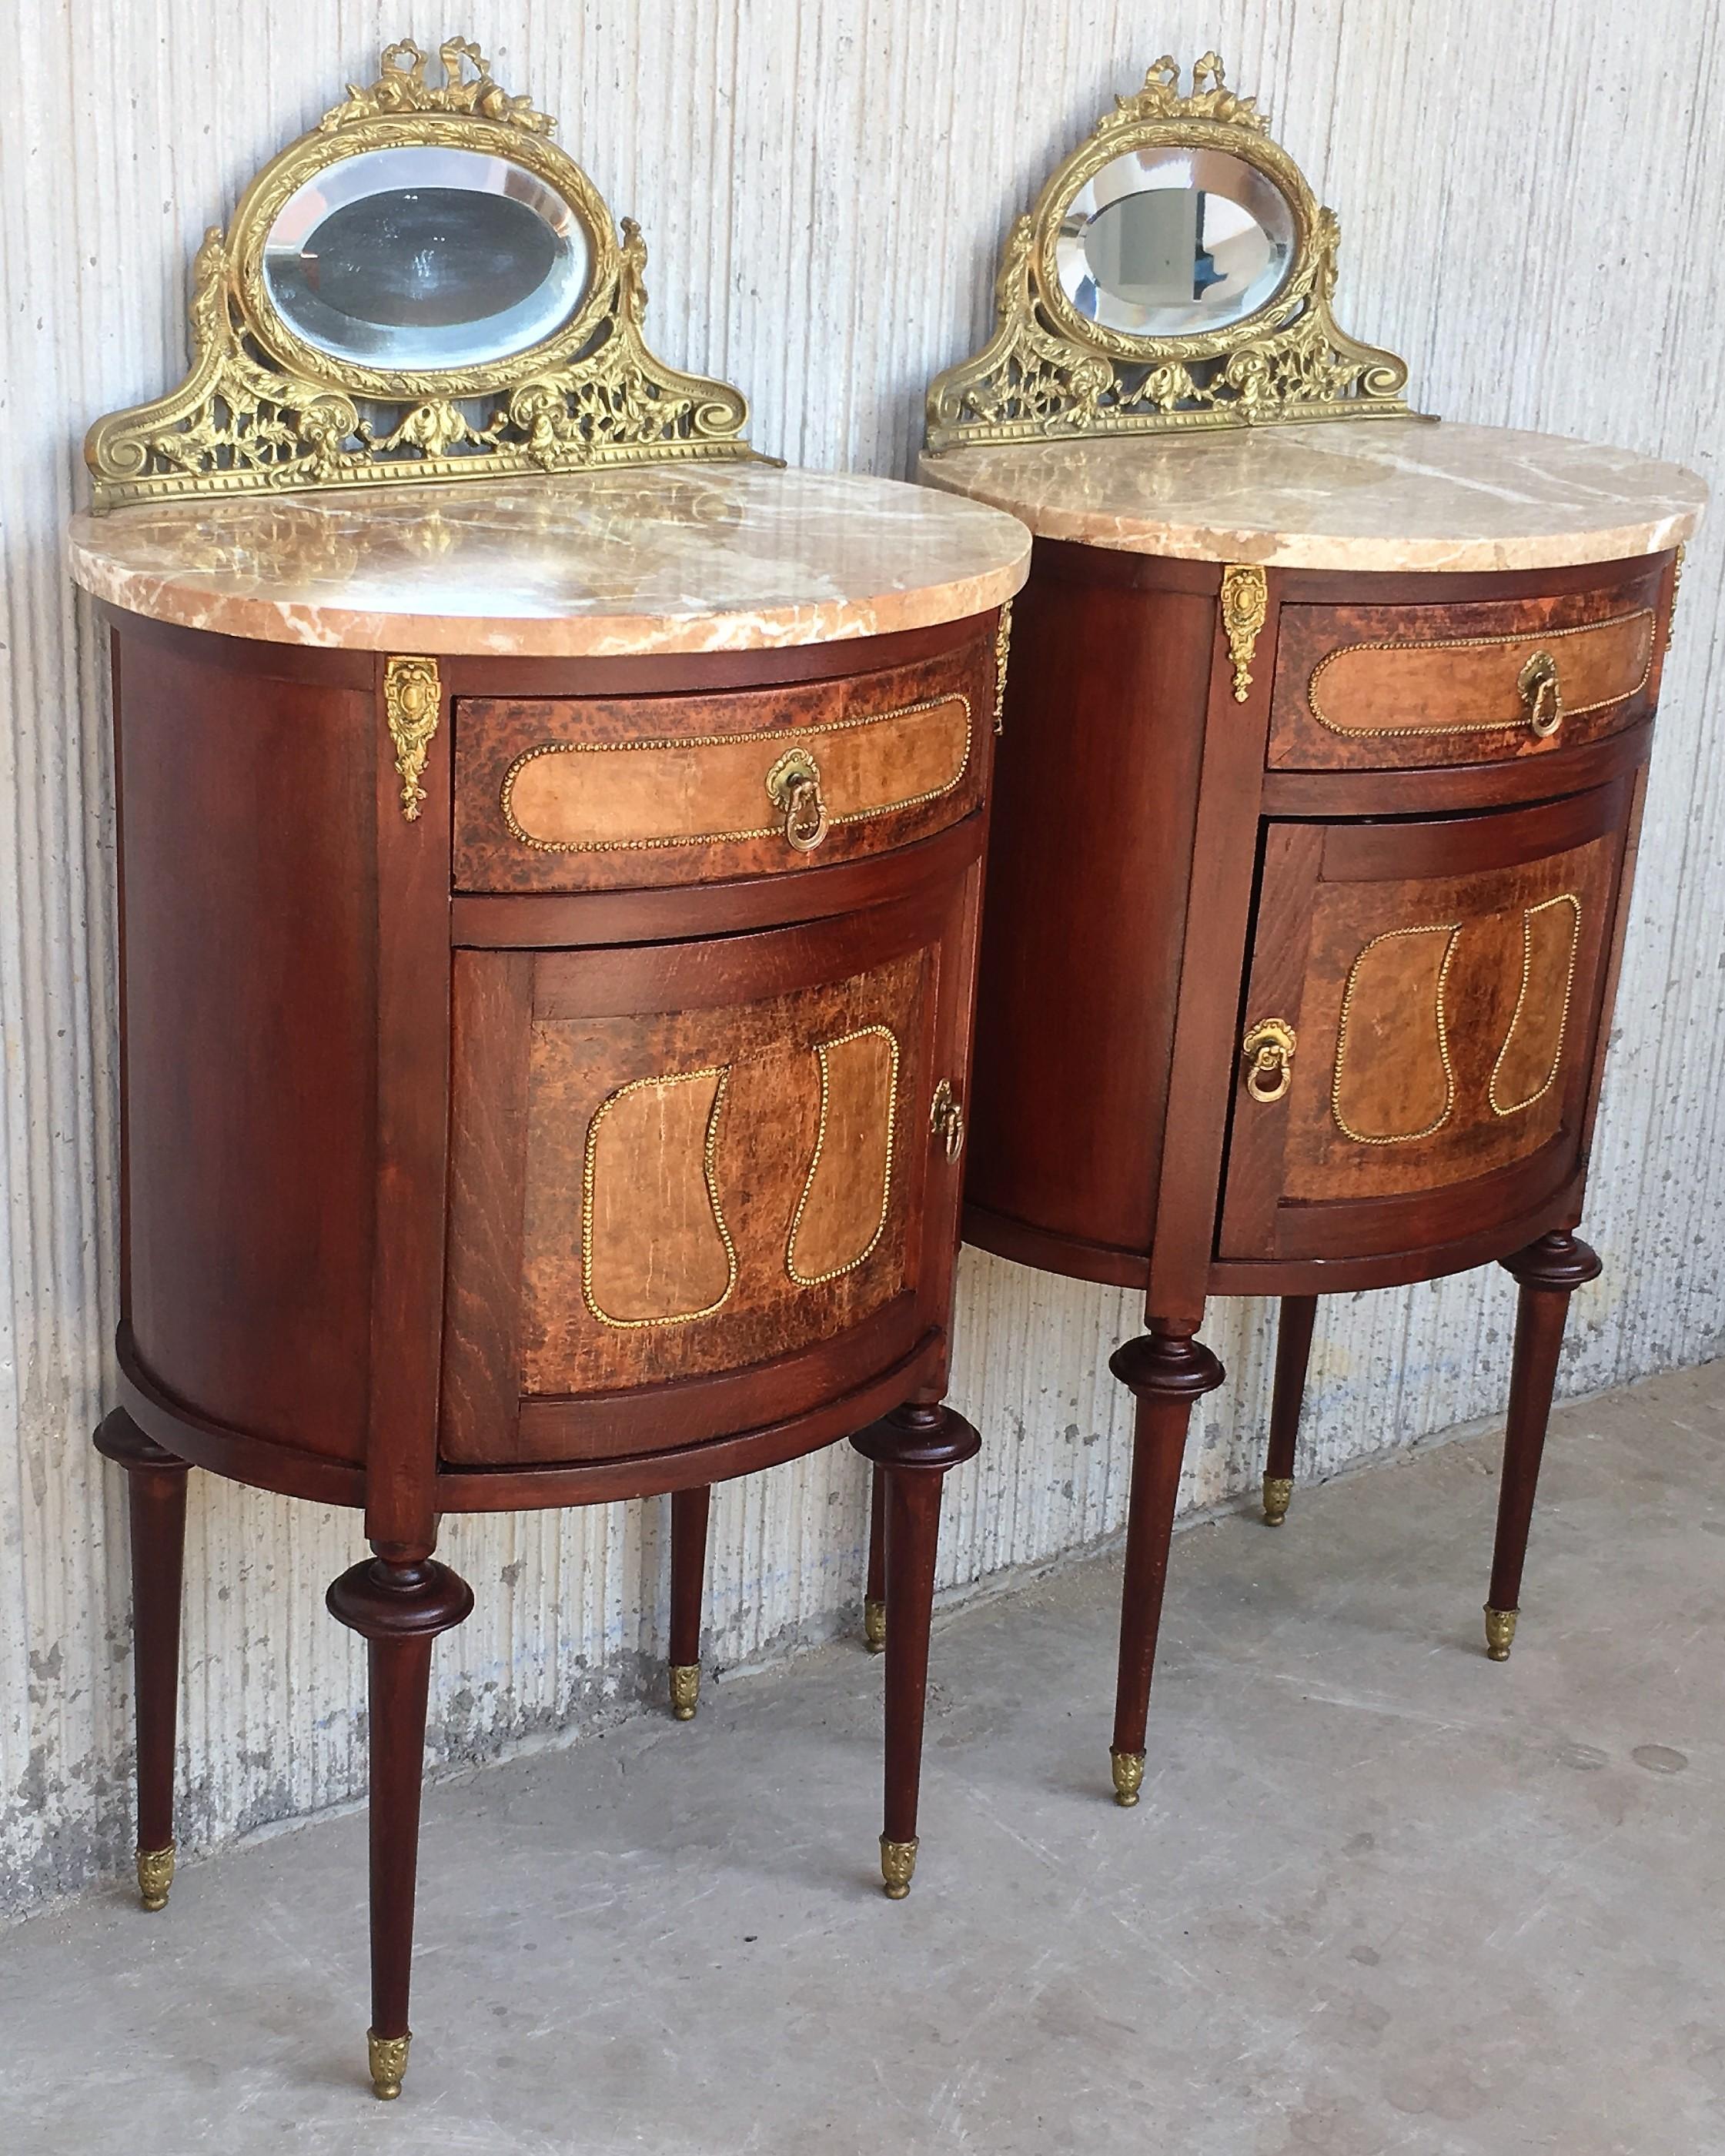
[926,55,1414,451]
[85,42,756,506]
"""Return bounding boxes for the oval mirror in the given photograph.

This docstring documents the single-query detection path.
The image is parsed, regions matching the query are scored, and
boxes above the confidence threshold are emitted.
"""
[262,144,592,371]
[1055,145,1295,337]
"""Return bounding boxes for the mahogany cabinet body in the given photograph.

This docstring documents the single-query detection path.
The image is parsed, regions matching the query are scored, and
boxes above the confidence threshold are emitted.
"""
[100,600,1001,2081]
[958,536,1679,1780]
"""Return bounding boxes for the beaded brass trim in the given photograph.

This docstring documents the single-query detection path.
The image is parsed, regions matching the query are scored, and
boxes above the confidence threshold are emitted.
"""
[1487,894,1582,1118]
[498,694,973,854]
[785,1026,901,1286]
[1331,923,1462,1145]
[580,1067,737,1329]
[1307,610,1655,739]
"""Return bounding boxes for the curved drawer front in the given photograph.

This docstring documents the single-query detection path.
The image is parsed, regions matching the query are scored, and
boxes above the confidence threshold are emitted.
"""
[454,633,992,891]
[1269,565,1666,773]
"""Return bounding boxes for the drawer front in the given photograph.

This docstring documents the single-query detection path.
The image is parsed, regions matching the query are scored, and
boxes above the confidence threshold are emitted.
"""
[454,633,993,892]
[441,886,975,1466]
[1219,779,1636,1265]
[1269,567,1666,773]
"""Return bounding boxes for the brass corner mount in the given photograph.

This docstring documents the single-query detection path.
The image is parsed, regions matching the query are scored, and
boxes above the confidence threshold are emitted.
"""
[926,52,1416,452]
[85,36,757,508]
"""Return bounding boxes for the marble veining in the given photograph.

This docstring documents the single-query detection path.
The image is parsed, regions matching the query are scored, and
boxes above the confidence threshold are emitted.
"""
[920,420,1707,573]
[68,465,1031,654]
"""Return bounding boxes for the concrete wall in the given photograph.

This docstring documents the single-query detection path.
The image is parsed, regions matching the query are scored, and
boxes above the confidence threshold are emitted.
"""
[2,0,1720,1917]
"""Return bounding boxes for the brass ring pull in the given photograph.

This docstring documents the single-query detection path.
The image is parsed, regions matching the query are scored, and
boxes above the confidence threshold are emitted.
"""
[1242,1018,1297,1105]
[930,1078,965,1161]
[765,747,830,851]
[1518,650,1563,739]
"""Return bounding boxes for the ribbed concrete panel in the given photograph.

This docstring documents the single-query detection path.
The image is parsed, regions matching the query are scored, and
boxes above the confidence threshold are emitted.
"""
[1,0,1719,1917]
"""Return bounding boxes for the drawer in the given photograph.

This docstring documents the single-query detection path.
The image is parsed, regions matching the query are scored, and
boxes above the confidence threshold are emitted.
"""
[453,633,994,892]
[1268,567,1666,774]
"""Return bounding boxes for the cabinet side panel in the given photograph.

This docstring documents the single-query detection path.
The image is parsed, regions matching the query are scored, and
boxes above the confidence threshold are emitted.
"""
[964,553,1212,1259]
[116,629,376,1461]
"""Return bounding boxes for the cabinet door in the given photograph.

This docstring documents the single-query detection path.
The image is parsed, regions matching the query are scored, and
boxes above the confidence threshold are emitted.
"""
[1218,778,1635,1264]
[441,882,975,1466]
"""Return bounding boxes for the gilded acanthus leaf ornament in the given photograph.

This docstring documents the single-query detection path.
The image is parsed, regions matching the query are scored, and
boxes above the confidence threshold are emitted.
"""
[926,55,1416,452]
[84,40,756,507]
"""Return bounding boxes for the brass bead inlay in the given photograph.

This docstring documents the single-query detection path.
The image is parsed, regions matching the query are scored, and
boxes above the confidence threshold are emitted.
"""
[135,1843,176,1912]
[1331,924,1462,1146]
[880,1836,919,1898]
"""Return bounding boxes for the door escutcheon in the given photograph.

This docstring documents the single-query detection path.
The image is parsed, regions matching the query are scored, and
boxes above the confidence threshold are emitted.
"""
[1518,649,1563,738]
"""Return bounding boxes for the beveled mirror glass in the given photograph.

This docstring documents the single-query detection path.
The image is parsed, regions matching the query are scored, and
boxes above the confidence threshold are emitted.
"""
[1056,146,1295,336]
[262,145,593,370]
[927,53,1414,451]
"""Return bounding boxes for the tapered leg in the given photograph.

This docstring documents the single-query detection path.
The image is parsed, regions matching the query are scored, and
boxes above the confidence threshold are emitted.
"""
[1263,1295,1318,1526]
[851,1400,980,1897]
[327,1555,474,2099]
[1106,1333,1225,1806]
[669,1485,710,1719]
[863,1464,888,1653]
[94,1411,192,1909]
[1485,1231,1601,1660]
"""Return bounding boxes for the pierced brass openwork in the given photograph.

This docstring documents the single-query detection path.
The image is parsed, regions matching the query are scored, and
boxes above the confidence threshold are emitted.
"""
[85,37,756,507]
[927,53,1415,452]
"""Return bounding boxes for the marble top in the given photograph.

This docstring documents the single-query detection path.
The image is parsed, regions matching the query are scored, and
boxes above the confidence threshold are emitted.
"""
[919,420,1705,573]
[67,464,1031,656]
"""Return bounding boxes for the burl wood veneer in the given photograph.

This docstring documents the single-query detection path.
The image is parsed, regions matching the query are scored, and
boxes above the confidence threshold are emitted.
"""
[921,419,1704,1804]
[72,465,1027,2094]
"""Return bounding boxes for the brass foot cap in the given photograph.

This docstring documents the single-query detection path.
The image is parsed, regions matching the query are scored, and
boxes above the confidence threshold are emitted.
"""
[864,1597,887,1654]
[367,2029,410,2101]
[880,1835,918,1898]
[1483,1606,1519,1663]
[1110,1749,1145,1808]
[135,1843,175,1912]
[669,1663,700,1720]
[1262,1476,1295,1527]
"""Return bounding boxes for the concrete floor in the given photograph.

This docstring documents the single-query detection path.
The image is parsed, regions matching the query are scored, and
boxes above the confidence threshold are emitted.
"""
[3,1362,1723,2155]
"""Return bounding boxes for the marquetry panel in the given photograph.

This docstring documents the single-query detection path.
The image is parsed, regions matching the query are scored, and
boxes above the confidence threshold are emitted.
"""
[1268,563,1666,772]
[453,633,992,891]
[1219,780,1635,1262]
